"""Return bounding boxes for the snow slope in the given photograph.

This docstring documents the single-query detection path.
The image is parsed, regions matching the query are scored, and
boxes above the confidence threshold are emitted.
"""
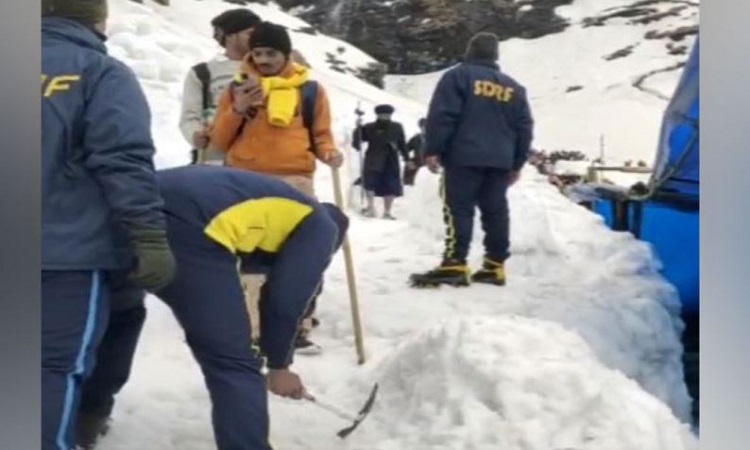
[385,0,700,184]
[93,1,697,449]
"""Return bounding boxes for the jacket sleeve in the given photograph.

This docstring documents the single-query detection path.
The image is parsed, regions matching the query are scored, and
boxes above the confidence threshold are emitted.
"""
[512,86,534,171]
[178,68,205,146]
[310,83,338,160]
[351,123,369,151]
[425,68,466,158]
[257,209,338,369]
[82,58,166,232]
[209,87,245,153]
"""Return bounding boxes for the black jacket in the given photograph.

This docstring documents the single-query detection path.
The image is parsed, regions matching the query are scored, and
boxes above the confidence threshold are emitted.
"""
[352,120,409,172]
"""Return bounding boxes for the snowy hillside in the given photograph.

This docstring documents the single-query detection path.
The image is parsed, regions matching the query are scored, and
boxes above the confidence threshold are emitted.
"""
[385,0,700,181]
[94,1,698,449]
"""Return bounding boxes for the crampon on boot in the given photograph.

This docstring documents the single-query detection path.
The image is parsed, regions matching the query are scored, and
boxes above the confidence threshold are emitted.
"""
[471,258,506,286]
[74,412,111,450]
[409,260,471,288]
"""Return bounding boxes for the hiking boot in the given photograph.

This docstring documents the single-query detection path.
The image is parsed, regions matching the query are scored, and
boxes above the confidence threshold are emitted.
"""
[409,259,470,288]
[74,412,111,450]
[294,335,323,355]
[471,258,506,286]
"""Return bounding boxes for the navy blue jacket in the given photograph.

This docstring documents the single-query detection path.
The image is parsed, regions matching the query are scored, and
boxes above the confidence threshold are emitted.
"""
[425,59,534,171]
[157,166,348,369]
[42,18,166,270]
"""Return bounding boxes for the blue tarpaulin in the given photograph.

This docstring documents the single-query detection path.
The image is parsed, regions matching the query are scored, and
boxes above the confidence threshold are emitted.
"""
[587,36,699,315]
[650,38,699,202]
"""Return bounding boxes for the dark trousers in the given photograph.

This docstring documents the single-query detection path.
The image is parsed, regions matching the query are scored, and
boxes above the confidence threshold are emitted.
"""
[42,270,111,450]
[441,166,511,264]
[157,218,272,450]
[78,283,146,419]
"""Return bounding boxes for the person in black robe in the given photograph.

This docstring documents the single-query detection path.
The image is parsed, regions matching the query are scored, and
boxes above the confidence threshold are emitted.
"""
[352,104,409,219]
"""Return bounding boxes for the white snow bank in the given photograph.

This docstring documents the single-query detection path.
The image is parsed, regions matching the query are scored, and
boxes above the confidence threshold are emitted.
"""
[345,316,698,450]
[402,169,692,422]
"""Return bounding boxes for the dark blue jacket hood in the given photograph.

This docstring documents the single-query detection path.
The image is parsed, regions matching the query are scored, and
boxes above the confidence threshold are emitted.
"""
[43,17,107,52]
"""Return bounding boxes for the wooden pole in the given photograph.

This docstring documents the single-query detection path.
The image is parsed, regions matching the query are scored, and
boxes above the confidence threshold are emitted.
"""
[330,167,367,364]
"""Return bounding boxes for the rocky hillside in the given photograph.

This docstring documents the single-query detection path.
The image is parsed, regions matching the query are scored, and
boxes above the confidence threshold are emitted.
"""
[224,0,699,75]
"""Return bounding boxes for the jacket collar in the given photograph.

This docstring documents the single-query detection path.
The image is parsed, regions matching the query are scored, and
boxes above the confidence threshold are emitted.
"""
[42,17,107,53]
[463,57,500,71]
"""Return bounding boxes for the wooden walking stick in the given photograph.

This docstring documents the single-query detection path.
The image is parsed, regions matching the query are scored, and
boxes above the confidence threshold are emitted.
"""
[331,166,367,364]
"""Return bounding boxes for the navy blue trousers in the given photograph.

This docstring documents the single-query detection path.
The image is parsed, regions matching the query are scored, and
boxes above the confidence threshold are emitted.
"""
[42,270,111,450]
[156,218,272,450]
[441,166,511,263]
[78,281,146,419]
[68,206,346,450]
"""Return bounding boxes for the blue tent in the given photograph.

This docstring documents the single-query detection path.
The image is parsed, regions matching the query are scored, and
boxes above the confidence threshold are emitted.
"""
[582,36,699,315]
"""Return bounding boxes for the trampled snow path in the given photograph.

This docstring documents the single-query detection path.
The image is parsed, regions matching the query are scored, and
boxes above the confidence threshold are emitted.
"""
[91,1,698,449]
[95,167,696,450]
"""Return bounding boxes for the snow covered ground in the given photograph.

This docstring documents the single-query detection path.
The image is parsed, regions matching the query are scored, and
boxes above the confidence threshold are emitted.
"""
[385,0,699,187]
[94,1,697,449]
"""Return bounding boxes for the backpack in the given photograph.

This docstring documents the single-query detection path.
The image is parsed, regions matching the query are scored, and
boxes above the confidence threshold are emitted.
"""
[192,63,319,153]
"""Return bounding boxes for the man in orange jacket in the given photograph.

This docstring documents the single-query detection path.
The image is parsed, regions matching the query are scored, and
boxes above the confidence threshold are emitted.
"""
[210,21,343,354]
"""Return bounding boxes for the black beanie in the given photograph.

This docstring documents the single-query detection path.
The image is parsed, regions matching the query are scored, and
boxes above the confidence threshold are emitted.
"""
[374,104,395,115]
[250,22,292,56]
[211,8,261,44]
[42,0,108,27]
[465,32,499,61]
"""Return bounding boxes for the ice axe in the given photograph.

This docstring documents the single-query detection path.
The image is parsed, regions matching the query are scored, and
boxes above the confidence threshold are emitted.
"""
[304,383,379,439]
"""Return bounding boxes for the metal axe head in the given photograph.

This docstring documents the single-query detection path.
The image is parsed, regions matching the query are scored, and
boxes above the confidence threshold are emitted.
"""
[336,383,379,439]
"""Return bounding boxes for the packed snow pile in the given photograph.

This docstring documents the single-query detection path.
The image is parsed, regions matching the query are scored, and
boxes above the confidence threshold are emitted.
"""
[346,316,698,450]
[402,169,692,422]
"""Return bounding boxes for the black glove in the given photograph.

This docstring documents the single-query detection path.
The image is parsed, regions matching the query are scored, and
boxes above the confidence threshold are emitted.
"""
[127,227,177,293]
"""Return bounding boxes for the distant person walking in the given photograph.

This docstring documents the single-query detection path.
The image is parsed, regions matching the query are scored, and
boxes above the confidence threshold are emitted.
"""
[352,104,409,219]
[403,117,427,186]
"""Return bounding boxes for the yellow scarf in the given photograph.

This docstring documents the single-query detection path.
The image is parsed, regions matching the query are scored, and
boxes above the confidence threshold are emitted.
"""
[258,64,310,128]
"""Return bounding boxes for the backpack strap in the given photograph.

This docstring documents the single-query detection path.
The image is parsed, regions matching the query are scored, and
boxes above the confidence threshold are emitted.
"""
[192,62,211,112]
[190,62,211,165]
[300,80,319,153]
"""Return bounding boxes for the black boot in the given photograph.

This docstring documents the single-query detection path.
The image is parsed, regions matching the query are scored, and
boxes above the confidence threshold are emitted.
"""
[471,258,506,286]
[74,412,111,450]
[409,259,470,288]
[294,329,323,355]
